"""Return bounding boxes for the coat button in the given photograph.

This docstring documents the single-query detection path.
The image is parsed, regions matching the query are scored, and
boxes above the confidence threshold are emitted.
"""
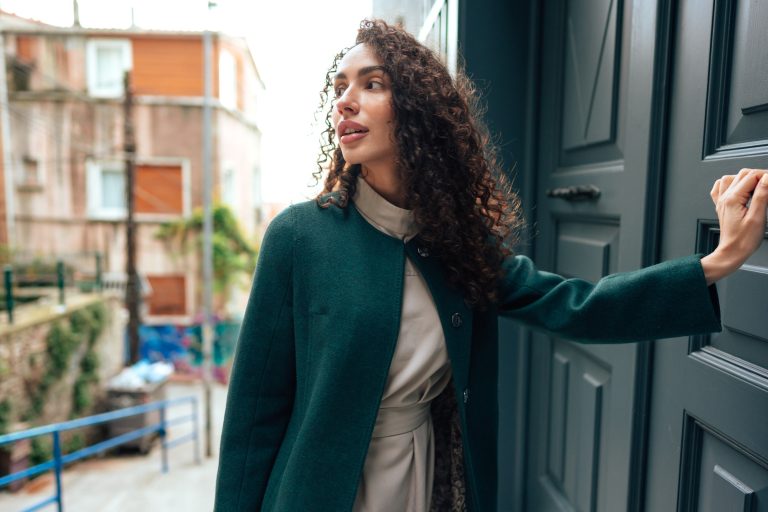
[451,312,463,328]
[417,246,429,257]
[463,388,470,404]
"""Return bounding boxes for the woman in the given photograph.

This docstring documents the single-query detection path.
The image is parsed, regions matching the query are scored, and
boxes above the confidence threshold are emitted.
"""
[214,20,767,512]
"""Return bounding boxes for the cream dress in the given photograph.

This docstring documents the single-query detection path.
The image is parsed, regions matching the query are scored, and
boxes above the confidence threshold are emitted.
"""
[351,177,452,512]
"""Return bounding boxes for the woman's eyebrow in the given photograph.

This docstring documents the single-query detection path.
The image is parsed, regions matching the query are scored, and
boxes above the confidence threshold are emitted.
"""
[334,65,387,81]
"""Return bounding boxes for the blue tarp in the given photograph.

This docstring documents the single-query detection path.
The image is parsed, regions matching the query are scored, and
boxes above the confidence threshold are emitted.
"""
[124,322,241,383]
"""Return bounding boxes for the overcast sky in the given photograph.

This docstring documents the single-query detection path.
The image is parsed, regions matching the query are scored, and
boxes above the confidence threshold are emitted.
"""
[0,0,373,204]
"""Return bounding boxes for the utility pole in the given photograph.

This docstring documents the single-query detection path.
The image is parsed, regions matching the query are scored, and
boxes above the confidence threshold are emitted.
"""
[201,1,217,458]
[124,71,140,364]
[72,0,81,27]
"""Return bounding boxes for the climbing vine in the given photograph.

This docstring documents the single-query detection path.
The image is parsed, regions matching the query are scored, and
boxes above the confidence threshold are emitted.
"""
[0,302,107,469]
[0,399,10,435]
[155,204,258,311]
[0,399,11,455]
[25,302,107,420]
[72,349,99,415]
[29,432,86,466]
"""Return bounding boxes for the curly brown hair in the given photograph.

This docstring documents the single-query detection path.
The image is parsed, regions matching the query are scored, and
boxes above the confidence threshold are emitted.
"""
[315,19,523,310]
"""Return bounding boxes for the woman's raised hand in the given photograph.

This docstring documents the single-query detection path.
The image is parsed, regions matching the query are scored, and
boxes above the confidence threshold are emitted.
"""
[701,168,768,284]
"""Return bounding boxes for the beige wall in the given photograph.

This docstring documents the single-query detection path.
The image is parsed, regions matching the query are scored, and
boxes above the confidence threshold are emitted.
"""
[216,108,261,238]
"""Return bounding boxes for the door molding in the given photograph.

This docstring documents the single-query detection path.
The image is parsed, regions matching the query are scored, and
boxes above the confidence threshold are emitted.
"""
[628,0,677,510]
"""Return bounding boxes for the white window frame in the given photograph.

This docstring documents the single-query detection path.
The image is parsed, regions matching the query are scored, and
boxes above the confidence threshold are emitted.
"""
[221,161,237,209]
[87,158,191,221]
[86,38,132,98]
[251,164,262,208]
[87,160,127,220]
[218,49,238,111]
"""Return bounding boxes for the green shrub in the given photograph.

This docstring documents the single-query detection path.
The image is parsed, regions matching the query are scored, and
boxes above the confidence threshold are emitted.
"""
[79,349,99,376]
[30,431,86,465]
[30,437,51,466]
[69,307,92,337]
[0,399,11,435]
[46,322,80,379]
[63,432,85,454]
[70,303,107,348]
[25,302,108,423]
[87,303,107,346]
[72,347,100,415]
[72,377,92,415]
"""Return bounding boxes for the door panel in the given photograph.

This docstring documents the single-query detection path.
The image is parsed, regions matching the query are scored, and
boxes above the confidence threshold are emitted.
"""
[697,227,768,373]
[555,220,619,282]
[644,0,768,509]
[526,0,661,510]
[679,414,768,511]
[705,0,768,155]
[561,0,619,151]
[545,341,612,512]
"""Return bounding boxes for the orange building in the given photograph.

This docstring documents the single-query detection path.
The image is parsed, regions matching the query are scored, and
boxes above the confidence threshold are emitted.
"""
[0,11,265,322]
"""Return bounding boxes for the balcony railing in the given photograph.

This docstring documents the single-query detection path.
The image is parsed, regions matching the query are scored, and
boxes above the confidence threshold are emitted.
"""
[0,396,200,512]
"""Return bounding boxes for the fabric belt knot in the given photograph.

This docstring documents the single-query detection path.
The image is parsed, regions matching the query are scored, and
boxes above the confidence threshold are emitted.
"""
[371,402,431,438]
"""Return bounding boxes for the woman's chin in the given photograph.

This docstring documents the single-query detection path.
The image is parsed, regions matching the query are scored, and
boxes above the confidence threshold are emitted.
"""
[340,152,363,166]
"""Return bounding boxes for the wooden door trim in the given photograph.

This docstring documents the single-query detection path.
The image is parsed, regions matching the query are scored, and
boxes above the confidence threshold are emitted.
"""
[627,0,678,511]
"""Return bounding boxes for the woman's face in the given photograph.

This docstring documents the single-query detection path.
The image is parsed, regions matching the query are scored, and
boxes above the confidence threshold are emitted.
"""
[331,44,396,172]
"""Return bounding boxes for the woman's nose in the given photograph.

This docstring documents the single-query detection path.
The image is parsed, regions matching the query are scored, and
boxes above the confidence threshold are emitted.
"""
[336,89,358,115]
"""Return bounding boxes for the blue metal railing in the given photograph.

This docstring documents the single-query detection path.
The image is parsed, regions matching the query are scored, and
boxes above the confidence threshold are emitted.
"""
[0,395,200,512]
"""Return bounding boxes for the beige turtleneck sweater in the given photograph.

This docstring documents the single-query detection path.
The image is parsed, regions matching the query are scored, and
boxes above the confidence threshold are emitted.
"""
[351,177,452,512]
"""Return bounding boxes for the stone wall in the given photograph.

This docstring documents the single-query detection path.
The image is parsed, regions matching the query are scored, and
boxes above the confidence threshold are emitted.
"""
[0,294,125,431]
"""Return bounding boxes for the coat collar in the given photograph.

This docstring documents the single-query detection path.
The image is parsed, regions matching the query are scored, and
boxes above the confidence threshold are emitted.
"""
[352,176,417,241]
[311,192,475,391]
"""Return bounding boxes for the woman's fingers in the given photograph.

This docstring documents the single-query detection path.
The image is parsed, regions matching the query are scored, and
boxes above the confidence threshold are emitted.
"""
[714,174,736,204]
[724,168,758,196]
[719,174,736,194]
[710,180,721,204]
[725,169,754,197]
[708,168,765,217]
[702,169,767,284]
[728,169,767,203]
[745,173,768,224]
[717,169,765,208]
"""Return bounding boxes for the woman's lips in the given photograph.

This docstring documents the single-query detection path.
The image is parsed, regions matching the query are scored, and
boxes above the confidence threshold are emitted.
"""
[340,131,369,144]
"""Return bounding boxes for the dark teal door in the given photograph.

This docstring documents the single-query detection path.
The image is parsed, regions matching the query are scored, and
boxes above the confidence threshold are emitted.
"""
[644,0,768,509]
[457,0,767,508]
[524,0,665,509]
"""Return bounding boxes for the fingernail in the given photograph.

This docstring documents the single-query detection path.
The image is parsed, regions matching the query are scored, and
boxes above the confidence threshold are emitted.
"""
[762,174,768,186]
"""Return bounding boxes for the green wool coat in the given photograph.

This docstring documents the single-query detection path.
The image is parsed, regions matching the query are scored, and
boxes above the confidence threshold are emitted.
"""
[214,193,721,512]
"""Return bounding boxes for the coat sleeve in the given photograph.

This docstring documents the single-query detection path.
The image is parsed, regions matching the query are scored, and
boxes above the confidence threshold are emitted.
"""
[214,206,296,511]
[498,253,722,342]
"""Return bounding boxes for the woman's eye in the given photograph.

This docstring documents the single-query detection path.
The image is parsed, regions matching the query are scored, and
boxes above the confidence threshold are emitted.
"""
[333,85,346,98]
[367,81,384,90]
